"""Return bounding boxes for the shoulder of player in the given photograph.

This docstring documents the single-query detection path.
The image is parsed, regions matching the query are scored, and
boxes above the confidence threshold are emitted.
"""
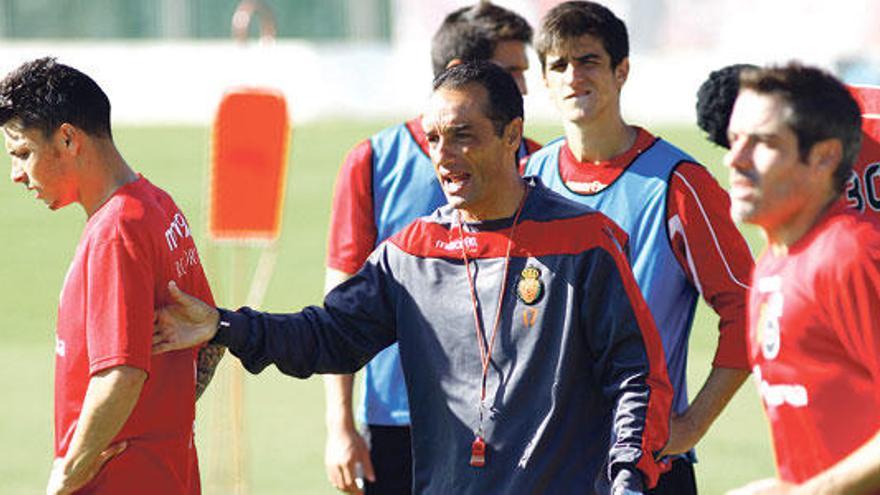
[523,136,543,155]
[340,118,425,171]
[807,208,880,277]
[670,160,711,180]
[88,183,180,245]
[385,181,629,256]
[821,209,880,248]
[371,118,425,151]
[524,136,566,161]
[339,138,374,170]
[340,121,412,165]
[385,208,449,253]
[526,183,630,255]
[668,160,730,205]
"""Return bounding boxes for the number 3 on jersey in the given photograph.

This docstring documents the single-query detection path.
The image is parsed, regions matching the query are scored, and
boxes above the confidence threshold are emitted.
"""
[844,162,880,214]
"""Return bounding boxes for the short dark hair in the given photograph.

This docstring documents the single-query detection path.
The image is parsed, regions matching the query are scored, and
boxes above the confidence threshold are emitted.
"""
[432,61,523,136]
[740,63,862,193]
[0,57,112,139]
[696,64,758,149]
[535,1,628,72]
[431,2,533,77]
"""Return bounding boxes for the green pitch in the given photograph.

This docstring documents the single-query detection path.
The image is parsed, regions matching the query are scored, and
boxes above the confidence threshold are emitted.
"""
[0,121,772,494]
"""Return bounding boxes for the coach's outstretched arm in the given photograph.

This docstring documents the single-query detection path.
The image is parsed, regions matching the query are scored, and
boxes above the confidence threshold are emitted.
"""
[153,256,398,377]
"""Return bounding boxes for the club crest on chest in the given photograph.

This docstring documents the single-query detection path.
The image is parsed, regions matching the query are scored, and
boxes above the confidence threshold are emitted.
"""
[516,265,544,305]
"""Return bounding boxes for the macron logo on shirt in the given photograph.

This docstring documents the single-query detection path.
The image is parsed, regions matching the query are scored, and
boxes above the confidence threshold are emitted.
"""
[164,213,192,252]
[434,236,477,252]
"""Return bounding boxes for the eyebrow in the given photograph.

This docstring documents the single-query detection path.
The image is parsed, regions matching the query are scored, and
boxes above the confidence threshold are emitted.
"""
[550,52,602,63]
[426,122,471,134]
[730,130,781,142]
[447,123,472,132]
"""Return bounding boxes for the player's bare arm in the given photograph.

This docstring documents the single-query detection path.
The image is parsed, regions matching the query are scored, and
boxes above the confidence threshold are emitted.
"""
[322,267,375,494]
[797,431,880,494]
[661,165,753,455]
[725,477,796,495]
[662,367,749,456]
[46,366,143,494]
[323,373,374,493]
[195,344,225,400]
[153,281,220,354]
[727,431,880,495]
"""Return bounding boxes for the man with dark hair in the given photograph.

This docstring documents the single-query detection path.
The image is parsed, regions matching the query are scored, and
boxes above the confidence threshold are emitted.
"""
[725,63,880,495]
[155,61,673,495]
[696,64,759,149]
[524,2,755,493]
[1,57,219,494]
[322,4,540,494]
[695,65,880,226]
[431,2,533,93]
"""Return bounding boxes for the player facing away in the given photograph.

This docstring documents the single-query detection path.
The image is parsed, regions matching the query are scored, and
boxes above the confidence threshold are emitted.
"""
[1,58,219,494]
[696,64,759,150]
[155,61,673,494]
[323,3,540,494]
[522,2,755,493]
[725,64,880,495]
[697,65,880,229]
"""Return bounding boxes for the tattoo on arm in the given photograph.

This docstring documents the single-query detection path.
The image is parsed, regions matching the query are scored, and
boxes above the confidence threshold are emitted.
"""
[196,343,226,400]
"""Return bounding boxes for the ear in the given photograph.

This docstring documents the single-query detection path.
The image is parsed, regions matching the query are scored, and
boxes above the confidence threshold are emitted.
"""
[56,123,81,155]
[807,138,843,180]
[614,57,630,88]
[503,117,524,149]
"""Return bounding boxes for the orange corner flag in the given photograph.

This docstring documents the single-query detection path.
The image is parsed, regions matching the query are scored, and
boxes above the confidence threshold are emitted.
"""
[209,88,291,242]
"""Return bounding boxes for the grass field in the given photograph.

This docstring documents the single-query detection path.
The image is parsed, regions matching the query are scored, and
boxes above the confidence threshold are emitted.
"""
[0,120,774,494]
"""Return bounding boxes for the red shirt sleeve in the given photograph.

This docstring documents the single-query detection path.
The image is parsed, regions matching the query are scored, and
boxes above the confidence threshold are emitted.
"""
[667,162,754,370]
[326,140,376,274]
[85,235,155,375]
[524,137,543,156]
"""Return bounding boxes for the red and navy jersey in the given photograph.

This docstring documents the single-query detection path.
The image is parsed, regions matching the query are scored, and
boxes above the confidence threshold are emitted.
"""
[56,176,213,493]
[325,117,541,427]
[749,203,880,483]
[217,178,672,493]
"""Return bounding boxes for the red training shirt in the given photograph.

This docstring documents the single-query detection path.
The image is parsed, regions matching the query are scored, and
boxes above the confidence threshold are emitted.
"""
[749,203,880,483]
[55,176,213,494]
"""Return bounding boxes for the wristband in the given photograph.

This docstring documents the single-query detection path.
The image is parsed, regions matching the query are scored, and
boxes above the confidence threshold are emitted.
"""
[210,309,232,345]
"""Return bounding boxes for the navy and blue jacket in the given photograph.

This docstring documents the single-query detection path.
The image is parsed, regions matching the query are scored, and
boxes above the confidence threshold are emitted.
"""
[216,179,672,493]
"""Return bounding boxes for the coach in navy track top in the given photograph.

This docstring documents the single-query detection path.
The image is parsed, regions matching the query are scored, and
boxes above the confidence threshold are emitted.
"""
[153,62,673,494]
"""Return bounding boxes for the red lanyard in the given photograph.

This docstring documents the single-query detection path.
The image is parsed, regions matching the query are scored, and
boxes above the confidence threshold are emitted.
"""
[456,185,528,468]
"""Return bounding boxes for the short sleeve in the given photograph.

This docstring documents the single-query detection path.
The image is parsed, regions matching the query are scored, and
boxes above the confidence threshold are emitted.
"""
[85,236,155,375]
[326,140,377,274]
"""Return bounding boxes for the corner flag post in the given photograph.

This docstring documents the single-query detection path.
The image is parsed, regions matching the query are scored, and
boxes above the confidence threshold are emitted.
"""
[202,3,288,492]
[205,86,290,495]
